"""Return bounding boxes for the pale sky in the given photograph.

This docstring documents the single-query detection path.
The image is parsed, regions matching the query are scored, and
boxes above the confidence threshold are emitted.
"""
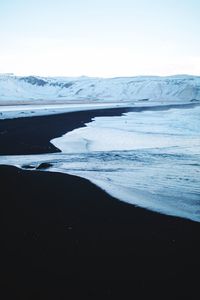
[0,0,200,77]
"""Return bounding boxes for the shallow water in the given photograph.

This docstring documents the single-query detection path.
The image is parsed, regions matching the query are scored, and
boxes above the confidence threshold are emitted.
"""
[0,104,200,222]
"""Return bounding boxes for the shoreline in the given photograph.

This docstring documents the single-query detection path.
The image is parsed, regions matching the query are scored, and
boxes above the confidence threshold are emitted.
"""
[1,102,199,155]
[1,164,200,296]
[1,101,199,121]
[1,106,200,296]
[0,107,131,155]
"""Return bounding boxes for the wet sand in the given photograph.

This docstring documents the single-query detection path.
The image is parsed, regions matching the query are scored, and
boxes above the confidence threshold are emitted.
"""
[0,107,131,154]
[0,108,199,298]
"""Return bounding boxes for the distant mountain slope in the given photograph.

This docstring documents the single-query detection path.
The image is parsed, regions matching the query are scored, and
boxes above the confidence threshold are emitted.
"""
[0,74,200,102]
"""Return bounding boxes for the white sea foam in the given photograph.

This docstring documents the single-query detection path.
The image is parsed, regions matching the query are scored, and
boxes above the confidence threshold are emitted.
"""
[0,105,199,222]
[51,105,200,155]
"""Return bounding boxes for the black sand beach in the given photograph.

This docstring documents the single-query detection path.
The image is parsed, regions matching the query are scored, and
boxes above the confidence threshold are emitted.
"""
[0,107,131,155]
[0,107,200,298]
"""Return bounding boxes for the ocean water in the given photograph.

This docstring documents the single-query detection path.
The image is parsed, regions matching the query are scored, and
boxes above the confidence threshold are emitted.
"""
[0,104,200,222]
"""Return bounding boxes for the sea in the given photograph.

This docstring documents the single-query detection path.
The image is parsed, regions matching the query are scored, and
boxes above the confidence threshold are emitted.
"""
[0,103,199,222]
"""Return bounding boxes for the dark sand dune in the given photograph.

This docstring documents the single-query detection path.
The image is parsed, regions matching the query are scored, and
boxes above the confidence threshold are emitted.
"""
[0,107,200,298]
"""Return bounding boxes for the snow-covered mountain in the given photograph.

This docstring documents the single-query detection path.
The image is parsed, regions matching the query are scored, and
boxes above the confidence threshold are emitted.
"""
[0,74,200,102]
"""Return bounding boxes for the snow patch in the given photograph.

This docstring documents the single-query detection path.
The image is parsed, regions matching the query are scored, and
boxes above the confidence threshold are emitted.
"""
[0,74,200,102]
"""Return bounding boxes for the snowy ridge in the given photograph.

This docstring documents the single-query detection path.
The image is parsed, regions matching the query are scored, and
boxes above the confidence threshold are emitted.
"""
[0,74,200,102]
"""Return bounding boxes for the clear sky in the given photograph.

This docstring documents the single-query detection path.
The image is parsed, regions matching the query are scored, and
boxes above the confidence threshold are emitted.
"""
[0,0,200,77]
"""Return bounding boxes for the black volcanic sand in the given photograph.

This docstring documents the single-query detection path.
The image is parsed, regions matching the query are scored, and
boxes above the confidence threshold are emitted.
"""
[0,107,131,155]
[0,107,200,298]
[0,103,198,155]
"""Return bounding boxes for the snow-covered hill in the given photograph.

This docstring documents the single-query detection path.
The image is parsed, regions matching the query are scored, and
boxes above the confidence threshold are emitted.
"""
[0,74,200,102]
